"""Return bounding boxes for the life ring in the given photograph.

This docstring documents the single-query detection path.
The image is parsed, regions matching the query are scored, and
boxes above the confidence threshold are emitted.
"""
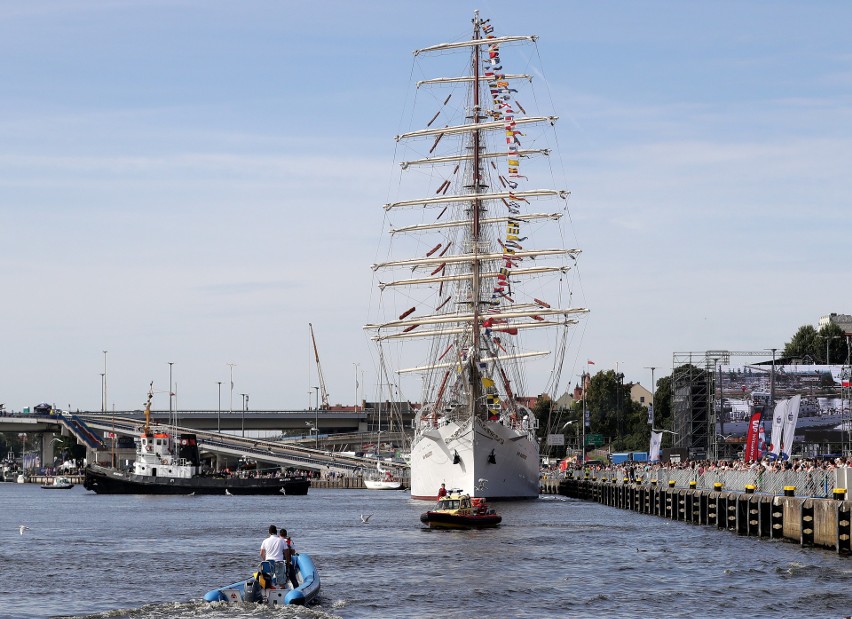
[180,439,187,446]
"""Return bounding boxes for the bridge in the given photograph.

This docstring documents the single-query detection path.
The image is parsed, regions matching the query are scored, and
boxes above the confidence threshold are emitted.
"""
[0,405,413,474]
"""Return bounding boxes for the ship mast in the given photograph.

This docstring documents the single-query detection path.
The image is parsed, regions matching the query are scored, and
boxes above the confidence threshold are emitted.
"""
[469,11,483,418]
[142,382,154,435]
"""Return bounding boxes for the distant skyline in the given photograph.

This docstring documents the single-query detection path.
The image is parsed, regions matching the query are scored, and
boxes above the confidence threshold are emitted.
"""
[1,2,850,411]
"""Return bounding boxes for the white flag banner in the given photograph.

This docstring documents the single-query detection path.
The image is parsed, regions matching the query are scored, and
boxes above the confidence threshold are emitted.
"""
[769,398,787,459]
[649,431,663,462]
[647,404,654,426]
[780,395,801,459]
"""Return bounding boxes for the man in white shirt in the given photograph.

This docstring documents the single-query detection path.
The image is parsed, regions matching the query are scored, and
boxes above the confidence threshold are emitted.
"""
[260,524,285,561]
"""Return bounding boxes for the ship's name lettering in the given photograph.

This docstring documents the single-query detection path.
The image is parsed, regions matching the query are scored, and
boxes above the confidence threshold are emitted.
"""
[479,424,504,444]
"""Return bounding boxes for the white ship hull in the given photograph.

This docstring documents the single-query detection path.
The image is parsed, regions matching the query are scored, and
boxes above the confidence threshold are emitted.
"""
[410,417,539,501]
[364,479,403,490]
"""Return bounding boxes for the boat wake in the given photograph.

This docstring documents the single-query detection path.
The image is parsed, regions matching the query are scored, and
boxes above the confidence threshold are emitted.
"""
[52,598,337,618]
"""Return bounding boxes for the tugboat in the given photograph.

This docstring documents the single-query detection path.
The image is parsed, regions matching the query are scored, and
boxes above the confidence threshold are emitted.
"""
[83,385,310,496]
[420,489,502,529]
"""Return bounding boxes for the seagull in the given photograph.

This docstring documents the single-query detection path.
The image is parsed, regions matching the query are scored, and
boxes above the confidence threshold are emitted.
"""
[225,489,232,496]
[475,478,488,492]
[18,525,29,535]
[360,514,373,524]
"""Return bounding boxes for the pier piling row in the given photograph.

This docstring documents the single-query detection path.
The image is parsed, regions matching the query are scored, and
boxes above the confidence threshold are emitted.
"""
[541,477,852,554]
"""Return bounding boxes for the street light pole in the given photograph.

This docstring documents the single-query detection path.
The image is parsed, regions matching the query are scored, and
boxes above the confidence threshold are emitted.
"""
[217,381,222,433]
[827,336,840,365]
[100,373,105,412]
[227,362,236,426]
[616,370,624,445]
[354,363,360,413]
[103,350,108,413]
[770,348,777,407]
[240,393,246,437]
[644,366,656,427]
[168,362,174,415]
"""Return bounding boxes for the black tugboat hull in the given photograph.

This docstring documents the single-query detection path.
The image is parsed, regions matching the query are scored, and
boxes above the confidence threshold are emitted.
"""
[83,465,310,495]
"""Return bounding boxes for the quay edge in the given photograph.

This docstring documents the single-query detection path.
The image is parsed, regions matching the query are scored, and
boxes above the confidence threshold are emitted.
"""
[544,476,852,554]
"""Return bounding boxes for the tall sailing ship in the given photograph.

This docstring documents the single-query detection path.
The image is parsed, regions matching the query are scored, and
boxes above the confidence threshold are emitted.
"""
[365,13,587,501]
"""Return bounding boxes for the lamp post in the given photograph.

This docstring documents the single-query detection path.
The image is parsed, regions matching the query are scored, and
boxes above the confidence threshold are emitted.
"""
[769,348,777,407]
[827,336,840,365]
[644,366,656,427]
[168,362,174,414]
[216,381,222,433]
[102,350,108,412]
[240,393,247,437]
[227,362,236,424]
[562,420,580,458]
[616,371,624,446]
[354,363,360,413]
[313,386,320,449]
[100,373,105,412]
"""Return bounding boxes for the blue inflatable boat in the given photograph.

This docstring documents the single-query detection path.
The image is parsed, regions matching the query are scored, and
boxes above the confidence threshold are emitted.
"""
[204,553,320,606]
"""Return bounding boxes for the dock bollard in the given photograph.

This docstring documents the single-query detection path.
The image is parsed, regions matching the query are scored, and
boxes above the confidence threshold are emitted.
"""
[834,488,847,500]
[713,482,723,492]
[651,479,658,486]
[623,477,629,484]
[668,480,676,488]
[745,484,755,494]
[688,481,697,489]
[784,486,796,497]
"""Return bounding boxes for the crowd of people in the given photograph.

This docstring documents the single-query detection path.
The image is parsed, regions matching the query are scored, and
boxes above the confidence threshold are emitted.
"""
[540,455,851,480]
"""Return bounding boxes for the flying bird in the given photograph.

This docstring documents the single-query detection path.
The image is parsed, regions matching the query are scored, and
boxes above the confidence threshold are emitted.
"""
[279,488,287,494]
[360,514,373,524]
[475,478,489,492]
[225,489,232,496]
[18,525,29,535]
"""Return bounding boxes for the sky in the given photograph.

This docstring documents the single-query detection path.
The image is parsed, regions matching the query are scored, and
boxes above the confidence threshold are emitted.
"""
[1,1,850,412]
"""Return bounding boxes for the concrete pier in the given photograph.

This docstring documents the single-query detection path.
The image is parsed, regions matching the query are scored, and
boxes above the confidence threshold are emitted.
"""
[550,476,852,554]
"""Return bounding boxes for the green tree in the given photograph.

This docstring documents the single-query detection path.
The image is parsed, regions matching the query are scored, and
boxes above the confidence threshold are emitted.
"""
[583,370,633,448]
[784,322,847,364]
[784,324,821,361]
[532,394,553,444]
[652,374,673,432]
[819,322,847,364]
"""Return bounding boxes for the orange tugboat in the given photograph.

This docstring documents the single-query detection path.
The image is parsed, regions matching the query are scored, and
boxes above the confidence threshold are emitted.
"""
[420,489,502,529]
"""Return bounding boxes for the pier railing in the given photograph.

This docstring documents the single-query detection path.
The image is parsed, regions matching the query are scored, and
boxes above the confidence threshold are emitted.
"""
[566,467,837,499]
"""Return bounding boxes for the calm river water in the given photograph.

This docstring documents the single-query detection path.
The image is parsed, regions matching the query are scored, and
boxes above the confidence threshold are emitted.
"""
[2,483,852,618]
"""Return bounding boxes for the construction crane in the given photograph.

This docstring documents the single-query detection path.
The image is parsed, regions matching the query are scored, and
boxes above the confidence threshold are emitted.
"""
[309,323,330,410]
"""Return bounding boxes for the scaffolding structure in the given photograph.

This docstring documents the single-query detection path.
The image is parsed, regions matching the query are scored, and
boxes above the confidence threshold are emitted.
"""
[842,365,852,455]
[672,350,776,461]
